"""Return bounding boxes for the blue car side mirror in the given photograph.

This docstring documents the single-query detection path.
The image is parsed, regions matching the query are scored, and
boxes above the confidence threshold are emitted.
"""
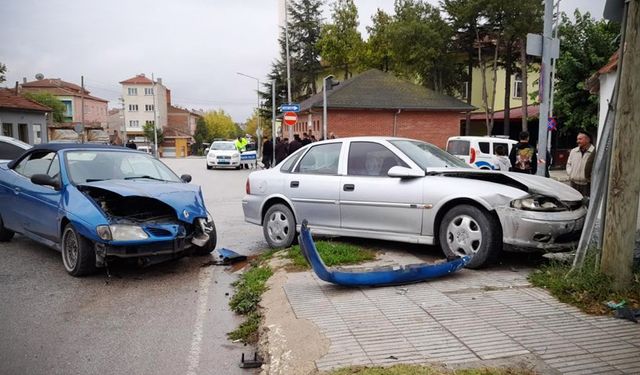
[31,174,61,190]
[181,174,192,183]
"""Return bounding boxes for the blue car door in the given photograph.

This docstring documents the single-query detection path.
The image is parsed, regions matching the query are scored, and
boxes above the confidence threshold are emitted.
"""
[12,151,62,243]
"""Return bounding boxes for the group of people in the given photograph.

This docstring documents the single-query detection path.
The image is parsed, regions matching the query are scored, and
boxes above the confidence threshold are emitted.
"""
[261,131,337,169]
[491,130,595,197]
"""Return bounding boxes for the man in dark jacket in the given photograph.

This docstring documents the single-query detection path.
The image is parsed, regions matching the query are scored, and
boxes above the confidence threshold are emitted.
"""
[288,134,303,154]
[509,131,537,174]
[262,137,273,169]
[301,132,312,146]
[274,137,288,165]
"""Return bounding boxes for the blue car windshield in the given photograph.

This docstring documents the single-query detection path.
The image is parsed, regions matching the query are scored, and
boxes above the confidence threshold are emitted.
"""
[389,140,470,170]
[65,150,182,184]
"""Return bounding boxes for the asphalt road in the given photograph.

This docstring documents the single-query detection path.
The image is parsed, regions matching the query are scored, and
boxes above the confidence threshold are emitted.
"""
[0,158,266,375]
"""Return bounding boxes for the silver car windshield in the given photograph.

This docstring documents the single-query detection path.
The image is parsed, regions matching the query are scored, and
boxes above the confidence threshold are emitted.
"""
[389,140,470,169]
[65,150,181,184]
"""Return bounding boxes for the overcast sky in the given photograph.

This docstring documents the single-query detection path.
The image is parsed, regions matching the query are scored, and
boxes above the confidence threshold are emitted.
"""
[1,0,606,123]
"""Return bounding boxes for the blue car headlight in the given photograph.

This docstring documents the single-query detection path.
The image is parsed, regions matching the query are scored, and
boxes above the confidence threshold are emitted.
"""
[510,195,568,212]
[96,225,149,241]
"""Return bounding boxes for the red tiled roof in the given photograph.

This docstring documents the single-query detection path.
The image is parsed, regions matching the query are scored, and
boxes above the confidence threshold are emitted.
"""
[168,105,190,114]
[23,78,84,93]
[598,51,619,75]
[21,86,109,103]
[0,88,52,112]
[119,74,154,85]
[467,105,540,121]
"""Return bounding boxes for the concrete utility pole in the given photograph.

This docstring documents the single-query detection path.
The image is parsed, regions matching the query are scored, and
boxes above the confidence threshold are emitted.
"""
[322,75,333,140]
[601,0,639,290]
[151,73,158,157]
[80,75,85,143]
[536,0,554,176]
[272,79,277,164]
[236,72,262,157]
[284,0,293,140]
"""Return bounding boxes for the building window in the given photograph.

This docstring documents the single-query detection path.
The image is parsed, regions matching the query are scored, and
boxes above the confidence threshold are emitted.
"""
[128,88,138,96]
[145,120,155,127]
[145,104,154,111]
[129,120,139,128]
[33,124,42,144]
[145,88,154,95]
[461,82,469,100]
[513,73,523,98]
[18,124,28,142]
[2,123,12,137]
[129,104,139,111]
[61,100,73,118]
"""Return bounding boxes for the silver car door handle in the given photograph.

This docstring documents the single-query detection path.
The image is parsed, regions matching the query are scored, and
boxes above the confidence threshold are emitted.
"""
[290,181,299,188]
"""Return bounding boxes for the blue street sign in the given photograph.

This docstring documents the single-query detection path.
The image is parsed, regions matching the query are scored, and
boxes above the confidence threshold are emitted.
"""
[279,104,300,113]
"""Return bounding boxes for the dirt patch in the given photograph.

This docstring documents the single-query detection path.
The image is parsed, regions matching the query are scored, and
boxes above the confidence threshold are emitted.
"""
[259,267,329,375]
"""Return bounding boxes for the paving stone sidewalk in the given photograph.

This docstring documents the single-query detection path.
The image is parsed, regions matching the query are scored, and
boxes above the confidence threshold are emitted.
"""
[283,268,640,374]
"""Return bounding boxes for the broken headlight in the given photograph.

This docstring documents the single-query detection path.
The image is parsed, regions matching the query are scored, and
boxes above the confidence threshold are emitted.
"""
[510,195,568,212]
[96,224,149,241]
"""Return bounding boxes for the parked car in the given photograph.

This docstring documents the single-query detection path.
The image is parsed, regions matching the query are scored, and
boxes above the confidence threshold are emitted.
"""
[0,135,31,163]
[137,145,152,154]
[206,140,241,169]
[242,137,586,268]
[446,136,518,170]
[0,144,216,276]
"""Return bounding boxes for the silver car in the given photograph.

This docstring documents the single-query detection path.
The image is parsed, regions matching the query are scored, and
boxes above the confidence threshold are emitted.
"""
[242,137,586,268]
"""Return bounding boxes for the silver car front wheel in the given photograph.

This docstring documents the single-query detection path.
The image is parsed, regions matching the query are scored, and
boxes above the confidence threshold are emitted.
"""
[438,204,501,269]
[263,204,296,248]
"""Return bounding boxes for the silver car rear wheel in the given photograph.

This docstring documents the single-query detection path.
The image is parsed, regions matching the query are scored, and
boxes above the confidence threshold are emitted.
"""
[438,204,501,269]
[263,204,296,248]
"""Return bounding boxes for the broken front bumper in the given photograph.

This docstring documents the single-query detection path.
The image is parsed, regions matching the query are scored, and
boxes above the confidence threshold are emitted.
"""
[496,206,587,252]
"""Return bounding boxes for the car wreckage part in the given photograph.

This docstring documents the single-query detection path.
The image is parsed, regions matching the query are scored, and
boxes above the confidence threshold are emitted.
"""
[298,220,468,287]
[263,203,296,248]
[0,215,15,242]
[439,204,501,269]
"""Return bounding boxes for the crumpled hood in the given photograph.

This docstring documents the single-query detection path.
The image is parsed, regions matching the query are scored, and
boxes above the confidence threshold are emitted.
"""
[78,180,208,223]
[430,168,583,201]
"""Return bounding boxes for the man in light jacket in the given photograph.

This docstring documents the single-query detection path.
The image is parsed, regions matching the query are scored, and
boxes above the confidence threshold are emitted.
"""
[566,130,595,197]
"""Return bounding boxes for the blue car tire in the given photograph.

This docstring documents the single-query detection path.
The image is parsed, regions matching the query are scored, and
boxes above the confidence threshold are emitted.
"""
[61,224,97,277]
[0,216,14,242]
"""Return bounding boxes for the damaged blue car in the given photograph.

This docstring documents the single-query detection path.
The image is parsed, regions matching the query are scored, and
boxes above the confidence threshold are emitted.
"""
[0,144,216,276]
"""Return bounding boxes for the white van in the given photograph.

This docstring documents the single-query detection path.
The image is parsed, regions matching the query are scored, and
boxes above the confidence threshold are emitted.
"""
[446,136,517,170]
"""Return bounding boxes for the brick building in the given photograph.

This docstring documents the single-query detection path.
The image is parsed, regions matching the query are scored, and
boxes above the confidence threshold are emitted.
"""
[295,69,473,149]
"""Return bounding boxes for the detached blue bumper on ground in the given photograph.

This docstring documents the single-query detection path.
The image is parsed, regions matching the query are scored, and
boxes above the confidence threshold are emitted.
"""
[298,220,468,287]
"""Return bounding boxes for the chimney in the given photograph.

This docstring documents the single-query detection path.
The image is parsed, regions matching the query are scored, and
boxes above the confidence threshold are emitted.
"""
[15,81,19,95]
[22,77,27,84]
[157,78,163,85]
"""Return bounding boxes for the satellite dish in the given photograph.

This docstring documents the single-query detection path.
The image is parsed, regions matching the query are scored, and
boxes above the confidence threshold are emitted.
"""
[35,73,44,80]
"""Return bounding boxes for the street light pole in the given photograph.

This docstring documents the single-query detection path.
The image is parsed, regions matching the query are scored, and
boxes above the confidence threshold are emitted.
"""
[284,0,293,140]
[236,72,262,157]
[272,79,277,164]
[323,75,334,140]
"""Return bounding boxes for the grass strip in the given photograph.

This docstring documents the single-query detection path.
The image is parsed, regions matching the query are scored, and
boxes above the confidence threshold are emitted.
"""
[286,240,376,270]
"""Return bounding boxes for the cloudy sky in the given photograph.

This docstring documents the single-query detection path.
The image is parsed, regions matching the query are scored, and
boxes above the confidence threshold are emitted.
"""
[1,0,605,123]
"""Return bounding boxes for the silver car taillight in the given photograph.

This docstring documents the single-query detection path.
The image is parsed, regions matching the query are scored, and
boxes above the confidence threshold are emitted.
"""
[245,178,250,194]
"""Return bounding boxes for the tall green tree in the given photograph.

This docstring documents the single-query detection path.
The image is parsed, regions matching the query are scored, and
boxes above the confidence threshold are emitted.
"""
[23,92,65,122]
[203,109,237,139]
[364,9,395,72]
[289,0,324,97]
[554,10,619,133]
[0,62,6,84]
[193,117,211,153]
[318,0,365,79]
[143,121,164,145]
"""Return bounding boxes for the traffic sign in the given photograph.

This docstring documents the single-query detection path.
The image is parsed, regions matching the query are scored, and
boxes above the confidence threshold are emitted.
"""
[280,104,300,112]
[547,117,557,131]
[283,112,298,126]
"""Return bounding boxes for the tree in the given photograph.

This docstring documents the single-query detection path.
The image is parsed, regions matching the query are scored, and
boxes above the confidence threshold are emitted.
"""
[0,62,6,84]
[554,10,619,133]
[317,0,365,79]
[289,0,324,96]
[143,121,163,145]
[243,111,263,139]
[23,92,65,122]
[193,117,211,153]
[203,109,237,139]
[363,9,395,72]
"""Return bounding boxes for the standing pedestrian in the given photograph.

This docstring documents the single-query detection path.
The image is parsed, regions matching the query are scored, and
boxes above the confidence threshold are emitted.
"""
[491,145,511,171]
[566,130,595,197]
[288,134,303,154]
[262,136,273,169]
[509,131,537,174]
[126,139,137,150]
[274,137,288,165]
[301,132,311,146]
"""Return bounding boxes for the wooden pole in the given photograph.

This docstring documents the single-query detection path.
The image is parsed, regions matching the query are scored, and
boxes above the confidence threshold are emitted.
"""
[601,0,640,290]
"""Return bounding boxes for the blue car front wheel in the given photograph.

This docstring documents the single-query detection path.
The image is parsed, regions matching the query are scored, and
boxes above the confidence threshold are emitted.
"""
[0,216,14,242]
[61,224,97,277]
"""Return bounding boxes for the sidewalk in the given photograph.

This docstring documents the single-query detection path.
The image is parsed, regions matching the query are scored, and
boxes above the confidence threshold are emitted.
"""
[261,258,640,375]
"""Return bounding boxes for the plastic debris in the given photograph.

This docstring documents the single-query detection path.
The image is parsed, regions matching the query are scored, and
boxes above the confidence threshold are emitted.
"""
[239,352,263,368]
[606,300,627,309]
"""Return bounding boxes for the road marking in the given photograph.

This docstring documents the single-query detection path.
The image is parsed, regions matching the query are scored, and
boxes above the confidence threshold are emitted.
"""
[186,267,213,375]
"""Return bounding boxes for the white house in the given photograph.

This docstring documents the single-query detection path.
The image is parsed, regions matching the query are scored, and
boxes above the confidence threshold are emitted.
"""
[119,74,169,145]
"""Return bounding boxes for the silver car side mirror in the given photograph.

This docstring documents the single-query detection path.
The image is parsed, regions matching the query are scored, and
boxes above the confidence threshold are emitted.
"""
[387,166,425,178]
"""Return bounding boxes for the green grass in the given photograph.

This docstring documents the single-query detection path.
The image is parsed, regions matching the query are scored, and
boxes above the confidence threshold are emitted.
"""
[326,364,537,375]
[227,265,273,343]
[286,240,376,270]
[529,252,640,315]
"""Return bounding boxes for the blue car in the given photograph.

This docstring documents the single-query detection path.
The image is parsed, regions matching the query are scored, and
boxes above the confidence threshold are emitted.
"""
[0,144,216,276]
